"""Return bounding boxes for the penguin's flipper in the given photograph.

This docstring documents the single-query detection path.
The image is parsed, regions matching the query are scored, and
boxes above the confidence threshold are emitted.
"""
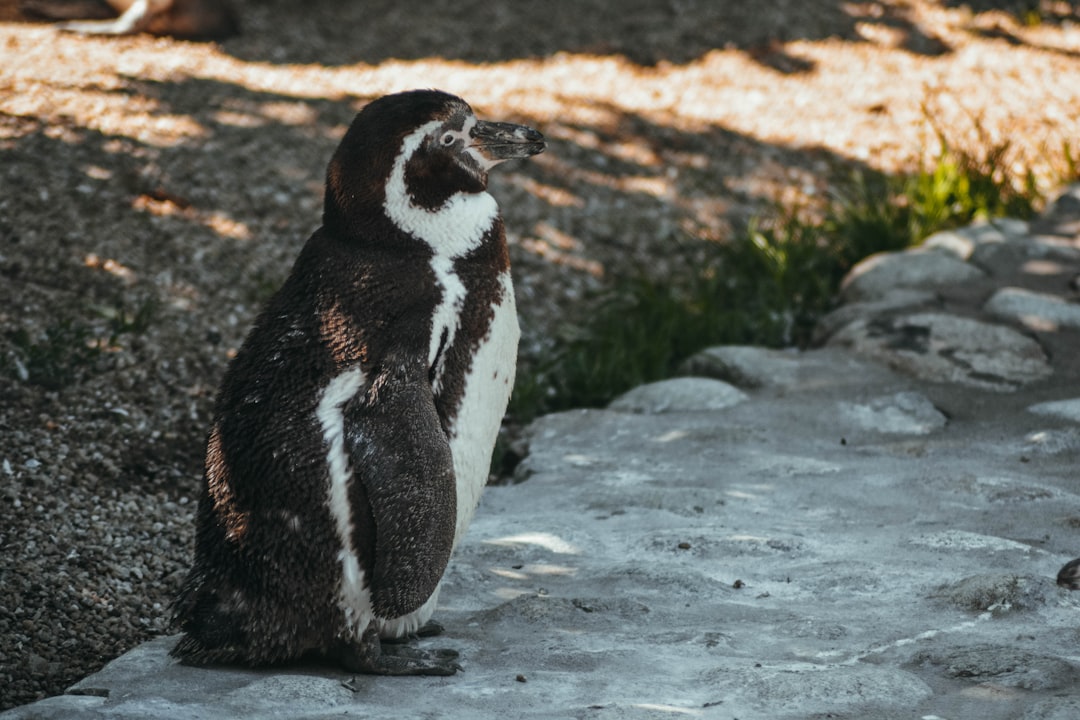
[343,361,457,620]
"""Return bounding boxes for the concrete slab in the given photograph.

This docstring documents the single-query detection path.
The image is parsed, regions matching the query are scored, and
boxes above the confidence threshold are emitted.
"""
[5,342,1079,720]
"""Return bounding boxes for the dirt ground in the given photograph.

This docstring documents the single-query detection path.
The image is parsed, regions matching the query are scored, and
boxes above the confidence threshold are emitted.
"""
[1,0,1079,710]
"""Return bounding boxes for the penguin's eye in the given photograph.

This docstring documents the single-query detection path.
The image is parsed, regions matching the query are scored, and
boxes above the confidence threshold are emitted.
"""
[441,132,456,147]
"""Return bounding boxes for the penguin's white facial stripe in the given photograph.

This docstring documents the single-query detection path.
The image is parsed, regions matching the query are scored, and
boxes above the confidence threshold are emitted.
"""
[316,366,373,638]
[384,121,499,257]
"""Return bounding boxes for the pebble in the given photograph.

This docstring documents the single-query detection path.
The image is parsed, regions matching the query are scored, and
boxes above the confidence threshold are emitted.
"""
[608,377,748,413]
[839,248,985,302]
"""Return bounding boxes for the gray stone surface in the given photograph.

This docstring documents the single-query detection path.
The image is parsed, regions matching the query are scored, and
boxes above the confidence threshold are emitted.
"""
[678,344,900,391]
[931,574,1059,614]
[5,334,1080,720]
[840,248,985,301]
[985,286,1080,332]
[922,219,1031,261]
[836,390,946,434]
[1029,397,1080,423]
[678,345,804,388]
[812,287,937,343]
[1023,696,1080,720]
[1030,183,1080,238]
[910,644,1077,691]
[4,210,1080,720]
[608,376,747,413]
[828,312,1053,391]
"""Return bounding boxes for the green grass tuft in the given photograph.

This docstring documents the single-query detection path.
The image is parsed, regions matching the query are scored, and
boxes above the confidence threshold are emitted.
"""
[508,131,1056,425]
[3,320,102,390]
[1063,140,1078,184]
[2,295,160,390]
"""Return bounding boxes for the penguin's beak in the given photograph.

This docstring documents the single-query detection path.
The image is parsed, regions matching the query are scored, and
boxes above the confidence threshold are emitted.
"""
[469,120,546,165]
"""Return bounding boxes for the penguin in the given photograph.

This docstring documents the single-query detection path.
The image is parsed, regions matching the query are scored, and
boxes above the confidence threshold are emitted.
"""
[20,0,239,40]
[170,89,545,675]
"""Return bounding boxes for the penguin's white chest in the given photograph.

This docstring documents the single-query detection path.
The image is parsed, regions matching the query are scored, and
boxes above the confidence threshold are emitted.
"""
[446,271,519,546]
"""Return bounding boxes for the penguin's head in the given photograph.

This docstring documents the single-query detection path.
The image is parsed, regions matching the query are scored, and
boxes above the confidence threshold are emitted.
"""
[324,89,545,238]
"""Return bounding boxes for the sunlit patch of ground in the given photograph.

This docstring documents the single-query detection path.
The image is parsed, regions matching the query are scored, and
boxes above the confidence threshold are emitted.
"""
[3,3,1079,182]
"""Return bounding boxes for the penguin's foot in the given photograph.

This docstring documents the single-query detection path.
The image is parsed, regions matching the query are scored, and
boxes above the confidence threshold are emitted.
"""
[335,625,461,676]
[1057,557,1080,590]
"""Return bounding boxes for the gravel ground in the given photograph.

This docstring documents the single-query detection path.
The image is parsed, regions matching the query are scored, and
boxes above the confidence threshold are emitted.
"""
[2,0,1080,710]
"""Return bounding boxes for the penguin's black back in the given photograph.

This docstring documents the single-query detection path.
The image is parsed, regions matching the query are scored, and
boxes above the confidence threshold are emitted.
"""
[173,222,447,662]
[171,89,526,666]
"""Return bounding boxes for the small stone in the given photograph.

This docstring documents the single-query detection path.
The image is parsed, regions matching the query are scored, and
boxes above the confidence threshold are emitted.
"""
[922,229,976,260]
[984,287,1080,332]
[813,288,936,343]
[837,391,946,435]
[911,644,1076,691]
[608,377,747,414]
[1029,183,1080,237]
[1023,427,1080,456]
[840,248,985,302]
[931,573,1057,614]
[678,345,797,388]
[829,312,1052,392]
[1028,398,1080,423]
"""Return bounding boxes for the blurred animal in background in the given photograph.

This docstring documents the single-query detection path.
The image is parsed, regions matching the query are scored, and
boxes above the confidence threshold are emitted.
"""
[20,0,239,40]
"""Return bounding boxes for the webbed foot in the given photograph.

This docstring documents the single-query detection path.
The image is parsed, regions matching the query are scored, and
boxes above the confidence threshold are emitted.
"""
[335,624,461,676]
[1058,557,1080,590]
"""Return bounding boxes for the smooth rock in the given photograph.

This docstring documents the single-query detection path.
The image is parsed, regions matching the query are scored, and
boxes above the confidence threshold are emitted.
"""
[974,242,1080,281]
[1028,397,1080,423]
[959,475,1063,504]
[1021,426,1080,455]
[922,218,1029,260]
[678,344,899,393]
[910,530,1036,554]
[840,249,985,302]
[836,391,946,435]
[828,312,1052,391]
[1029,183,1080,237]
[6,317,1080,720]
[922,229,978,260]
[812,288,937,343]
[1022,696,1080,720]
[911,644,1077,691]
[677,345,801,388]
[607,376,747,413]
[930,574,1059,614]
[984,286,1080,331]
[700,662,932,714]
